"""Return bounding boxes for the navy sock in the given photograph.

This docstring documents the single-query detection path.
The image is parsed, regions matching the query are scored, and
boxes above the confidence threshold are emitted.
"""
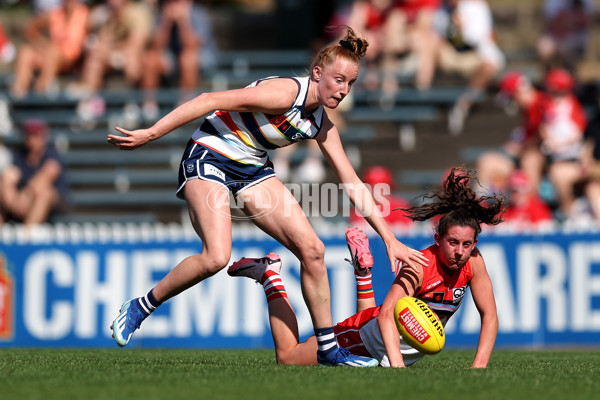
[315,326,338,356]
[138,289,161,317]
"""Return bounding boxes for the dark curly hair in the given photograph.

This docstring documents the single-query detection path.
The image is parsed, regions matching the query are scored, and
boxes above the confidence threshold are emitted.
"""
[400,167,505,239]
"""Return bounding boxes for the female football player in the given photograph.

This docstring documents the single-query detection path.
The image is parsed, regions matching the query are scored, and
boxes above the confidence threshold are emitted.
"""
[107,26,427,367]
[228,167,504,367]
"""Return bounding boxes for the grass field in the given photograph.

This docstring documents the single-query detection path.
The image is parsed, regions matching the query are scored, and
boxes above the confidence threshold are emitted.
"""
[1,348,599,400]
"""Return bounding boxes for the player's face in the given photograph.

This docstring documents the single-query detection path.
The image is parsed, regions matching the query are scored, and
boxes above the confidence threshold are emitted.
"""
[435,225,477,271]
[313,57,358,109]
[24,129,48,154]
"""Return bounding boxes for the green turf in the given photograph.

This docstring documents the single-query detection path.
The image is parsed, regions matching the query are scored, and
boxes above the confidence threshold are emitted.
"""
[1,348,598,400]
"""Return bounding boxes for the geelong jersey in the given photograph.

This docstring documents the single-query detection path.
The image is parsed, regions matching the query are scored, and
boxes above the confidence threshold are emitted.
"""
[359,244,473,366]
[192,76,325,167]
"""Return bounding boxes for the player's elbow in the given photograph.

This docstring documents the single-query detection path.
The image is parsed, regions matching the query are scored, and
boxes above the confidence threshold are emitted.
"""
[194,92,213,108]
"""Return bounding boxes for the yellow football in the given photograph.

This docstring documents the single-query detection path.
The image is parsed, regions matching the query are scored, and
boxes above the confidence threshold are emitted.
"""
[394,296,445,355]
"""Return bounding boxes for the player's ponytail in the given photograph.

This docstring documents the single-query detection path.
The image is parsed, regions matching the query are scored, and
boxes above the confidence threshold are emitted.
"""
[310,26,368,77]
[400,167,505,238]
[338,27,368,59]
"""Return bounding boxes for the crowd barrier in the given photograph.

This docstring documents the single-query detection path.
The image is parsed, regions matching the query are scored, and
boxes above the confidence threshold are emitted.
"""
[1,222,599,349]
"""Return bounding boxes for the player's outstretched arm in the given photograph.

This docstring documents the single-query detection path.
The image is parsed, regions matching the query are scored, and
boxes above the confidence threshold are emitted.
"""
[376,267,422,367]
[317,117,428,273]
[108,78,299,150]
[469,251,498,368]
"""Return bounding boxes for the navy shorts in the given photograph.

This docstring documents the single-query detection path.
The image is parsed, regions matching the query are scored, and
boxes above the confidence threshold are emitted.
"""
[176,139,276,199]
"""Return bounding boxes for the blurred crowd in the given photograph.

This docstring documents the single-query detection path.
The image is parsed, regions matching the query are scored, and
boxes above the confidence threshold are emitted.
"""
[313,0,599,232]
[0,0,219,227]
[3,0,218,123]
[0,0,599,231]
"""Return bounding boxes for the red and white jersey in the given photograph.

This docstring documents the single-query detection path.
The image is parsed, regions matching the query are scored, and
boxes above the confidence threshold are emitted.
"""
[503,194,554,228]
[416,245,473,324]
[192,76,325,167]
[520,90,547,144]
[541,94,587,160]
[348,244,473,366]
[396,0,440,23]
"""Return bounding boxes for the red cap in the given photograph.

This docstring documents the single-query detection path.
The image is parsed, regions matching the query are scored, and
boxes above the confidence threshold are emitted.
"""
[22,118,48,135]
[545,69,574,93]
[499,71,529,96]
[363,166,395,190]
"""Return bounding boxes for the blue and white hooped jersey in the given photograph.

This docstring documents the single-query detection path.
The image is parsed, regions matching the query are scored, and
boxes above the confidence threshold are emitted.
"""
[192,76,325,167]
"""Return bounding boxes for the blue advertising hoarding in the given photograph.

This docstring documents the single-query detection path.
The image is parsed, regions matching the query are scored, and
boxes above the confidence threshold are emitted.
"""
[1,227,599,349]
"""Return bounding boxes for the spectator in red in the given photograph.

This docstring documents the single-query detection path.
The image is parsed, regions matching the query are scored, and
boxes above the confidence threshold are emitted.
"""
[349,165,413,229]
[345,0,398,91]
[497,71,547,158]
[346,0,396,64]
[0,20,15,66]
[538,68,587,218]
[503,170,554,230]
[476,71,547,196]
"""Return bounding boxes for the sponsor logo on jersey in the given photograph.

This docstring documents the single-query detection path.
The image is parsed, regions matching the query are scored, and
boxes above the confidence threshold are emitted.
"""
[425,280,442,290]
[432,292,444,302]
[453,286,466,300]
[204,164,226,181]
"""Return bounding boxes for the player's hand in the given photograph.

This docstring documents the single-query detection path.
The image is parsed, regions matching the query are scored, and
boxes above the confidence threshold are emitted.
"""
[107,126,154,150]
[387,240,428,274]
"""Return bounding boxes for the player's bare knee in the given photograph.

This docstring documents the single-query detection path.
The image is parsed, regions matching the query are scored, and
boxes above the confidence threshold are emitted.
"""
[186,251,230,279]
[204,249,231,274]
[299,237,325,262]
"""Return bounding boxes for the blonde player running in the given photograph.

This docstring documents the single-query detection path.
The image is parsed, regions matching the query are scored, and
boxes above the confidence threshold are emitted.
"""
[108,26,427,367]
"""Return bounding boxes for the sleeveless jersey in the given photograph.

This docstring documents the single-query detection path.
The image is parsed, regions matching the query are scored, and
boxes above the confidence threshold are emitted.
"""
[192,76,325,167]
[358,244,473,366]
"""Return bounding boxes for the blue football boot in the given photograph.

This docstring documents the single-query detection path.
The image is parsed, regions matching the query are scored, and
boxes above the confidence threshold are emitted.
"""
[111,299,147,347]
[317,346,379,367]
